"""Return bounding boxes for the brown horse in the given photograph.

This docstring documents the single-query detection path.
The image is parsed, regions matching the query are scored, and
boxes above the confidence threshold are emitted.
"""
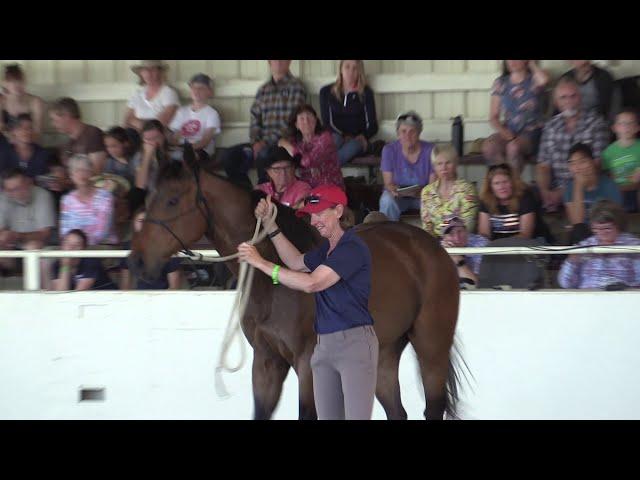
[128,148,463,420]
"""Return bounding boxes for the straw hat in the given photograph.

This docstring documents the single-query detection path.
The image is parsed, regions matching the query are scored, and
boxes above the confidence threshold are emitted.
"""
[130,60,170,75]
[91,174,131,196]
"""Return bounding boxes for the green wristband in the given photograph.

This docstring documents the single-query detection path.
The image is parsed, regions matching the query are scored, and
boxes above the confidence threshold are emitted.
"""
[271,265,281,285]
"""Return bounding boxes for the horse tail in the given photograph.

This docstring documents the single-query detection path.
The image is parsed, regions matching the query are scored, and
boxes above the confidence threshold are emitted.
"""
[445,337,474,420]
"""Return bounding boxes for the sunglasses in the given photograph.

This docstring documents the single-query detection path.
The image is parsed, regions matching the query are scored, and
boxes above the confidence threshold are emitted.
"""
[304,195,337,207]
[488,163,511,172]
[397,113,421,123]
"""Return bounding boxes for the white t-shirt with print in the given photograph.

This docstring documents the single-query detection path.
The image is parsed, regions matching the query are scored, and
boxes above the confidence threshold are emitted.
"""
[127,85,180,121]
[169,104,222,155]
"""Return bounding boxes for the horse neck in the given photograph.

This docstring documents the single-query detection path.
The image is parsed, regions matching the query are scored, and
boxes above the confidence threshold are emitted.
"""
[200,172,257,257]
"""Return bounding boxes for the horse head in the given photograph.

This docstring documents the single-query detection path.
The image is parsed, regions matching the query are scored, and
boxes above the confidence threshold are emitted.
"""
[127,143,212,281]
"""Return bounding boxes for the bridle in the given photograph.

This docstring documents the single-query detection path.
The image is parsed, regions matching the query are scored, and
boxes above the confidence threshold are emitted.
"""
[144,163,214,260]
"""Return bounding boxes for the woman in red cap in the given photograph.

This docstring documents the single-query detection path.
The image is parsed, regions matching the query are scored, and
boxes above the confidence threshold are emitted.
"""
[238,184,378,420]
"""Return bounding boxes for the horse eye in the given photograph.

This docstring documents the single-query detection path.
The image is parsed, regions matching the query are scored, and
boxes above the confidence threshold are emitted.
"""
[167,197,179,207]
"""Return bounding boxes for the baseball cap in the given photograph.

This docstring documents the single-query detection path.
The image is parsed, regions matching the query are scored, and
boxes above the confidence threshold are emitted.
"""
[442,216,466,234]
[189,73,212,88]
[296,184,348,217]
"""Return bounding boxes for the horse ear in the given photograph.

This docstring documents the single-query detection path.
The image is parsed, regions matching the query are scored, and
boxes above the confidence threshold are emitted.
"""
[183,141,197,170]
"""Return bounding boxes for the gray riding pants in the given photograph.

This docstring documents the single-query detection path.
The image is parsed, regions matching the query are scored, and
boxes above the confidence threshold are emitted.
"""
[310,325,379,420]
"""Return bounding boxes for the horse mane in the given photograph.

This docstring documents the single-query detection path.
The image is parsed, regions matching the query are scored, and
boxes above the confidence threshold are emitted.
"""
[251,190,323,253]
[156,160,323,253]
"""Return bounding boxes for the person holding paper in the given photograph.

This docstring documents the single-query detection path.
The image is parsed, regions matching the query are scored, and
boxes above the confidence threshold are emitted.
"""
[379,111,435,221]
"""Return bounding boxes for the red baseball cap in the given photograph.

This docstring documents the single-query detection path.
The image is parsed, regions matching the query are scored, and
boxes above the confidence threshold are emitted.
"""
[296,184,348,217]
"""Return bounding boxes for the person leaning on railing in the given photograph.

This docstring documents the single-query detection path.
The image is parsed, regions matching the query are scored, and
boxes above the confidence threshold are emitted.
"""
[420,144,478,237]
[558,199,640,289]
[51,229,117,291]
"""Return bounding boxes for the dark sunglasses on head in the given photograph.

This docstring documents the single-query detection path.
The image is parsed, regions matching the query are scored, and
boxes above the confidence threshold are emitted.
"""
[488,163,511,172]
[304,195,322,205]
[304,195,338,207]
[397,113,420,123]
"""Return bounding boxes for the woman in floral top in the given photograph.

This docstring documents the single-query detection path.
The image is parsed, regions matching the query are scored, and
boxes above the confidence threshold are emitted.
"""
[279,104,344,189]
[421,144,478,237]
[482,60,550,173]
[59,154,117,246]
[558,199,640,289]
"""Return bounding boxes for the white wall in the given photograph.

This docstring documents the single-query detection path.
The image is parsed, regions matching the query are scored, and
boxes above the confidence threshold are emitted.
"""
[5,60,640,152]
[1,290,640,420]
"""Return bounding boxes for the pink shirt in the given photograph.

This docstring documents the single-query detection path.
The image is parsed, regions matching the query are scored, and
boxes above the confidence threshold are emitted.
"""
[293,130,344,189]
[256,179,312,208]
[59,188,118,245]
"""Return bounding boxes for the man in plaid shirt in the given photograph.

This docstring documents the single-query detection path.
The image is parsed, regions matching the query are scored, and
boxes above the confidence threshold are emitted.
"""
[223,60,306,190]
[536,77,610,212]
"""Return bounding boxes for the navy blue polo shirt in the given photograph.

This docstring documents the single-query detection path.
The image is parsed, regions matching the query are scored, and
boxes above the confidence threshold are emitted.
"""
[303,228,374,334]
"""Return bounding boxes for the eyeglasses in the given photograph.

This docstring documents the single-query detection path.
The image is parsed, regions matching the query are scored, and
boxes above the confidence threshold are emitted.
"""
[591,225,616,233]
[268,165,293,173]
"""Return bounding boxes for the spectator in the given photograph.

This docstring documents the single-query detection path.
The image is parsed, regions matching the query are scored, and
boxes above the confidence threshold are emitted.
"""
[0,167,55,273]
[51,229,117,291]
[103,126,140,188]
[420,144,478,237]
[223,60,306,190]
[279,104,344,189]
[119,208,182,290]
[255,146,311,209]
[134,120,170,196]
[124,60,179,133]
[379,111,435,221]
[319,60,379,166]
[536,78,610,212]
[169,73,221,164]
[560,61,620,122]
[564,143,622,244]
[0,64,46,141]
[602,109,640,212]
[59,154,117,246]
[558,199,640,289]
[50,97,107,173]
[482,60,550,173]
[479,163,546,240]
[440,215,489,288]
[0,113,51,180]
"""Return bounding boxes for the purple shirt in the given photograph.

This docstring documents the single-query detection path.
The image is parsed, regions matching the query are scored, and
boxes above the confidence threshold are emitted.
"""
[558,233,640,288]
[381,140,434,187]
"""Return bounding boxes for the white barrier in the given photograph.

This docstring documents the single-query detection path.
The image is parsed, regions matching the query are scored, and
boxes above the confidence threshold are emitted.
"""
[4,246,640,291]
[0,290,639,419]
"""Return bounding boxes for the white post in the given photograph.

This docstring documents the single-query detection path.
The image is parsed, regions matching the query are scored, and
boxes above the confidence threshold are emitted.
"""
[23,252,40,291]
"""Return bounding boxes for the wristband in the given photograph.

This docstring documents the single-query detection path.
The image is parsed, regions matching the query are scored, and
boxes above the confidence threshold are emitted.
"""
[271,265,281,285]
[60,265,71,273]
[267,228,281,240]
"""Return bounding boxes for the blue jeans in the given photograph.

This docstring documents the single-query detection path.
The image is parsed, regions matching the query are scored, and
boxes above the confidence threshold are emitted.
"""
[379,190,421,221]
[333,133,365,166]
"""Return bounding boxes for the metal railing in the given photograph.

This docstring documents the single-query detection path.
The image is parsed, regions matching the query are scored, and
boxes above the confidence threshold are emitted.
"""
[3,246,640,291]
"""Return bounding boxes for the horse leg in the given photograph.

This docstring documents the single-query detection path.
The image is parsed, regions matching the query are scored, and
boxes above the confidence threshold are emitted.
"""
[409,312,456,420]
[252,346,290,420]
[295,347,318,420]
[375,336,409,420]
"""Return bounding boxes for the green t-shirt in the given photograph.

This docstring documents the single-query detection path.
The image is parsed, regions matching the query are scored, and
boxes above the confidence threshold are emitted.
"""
[602,140,640,185]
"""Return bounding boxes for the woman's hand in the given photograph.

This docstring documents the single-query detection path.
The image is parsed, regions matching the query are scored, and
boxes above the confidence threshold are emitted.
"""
[142,140,157,159]
[255,195,274,222]
[237,242,265,269]
[386,183,399,197]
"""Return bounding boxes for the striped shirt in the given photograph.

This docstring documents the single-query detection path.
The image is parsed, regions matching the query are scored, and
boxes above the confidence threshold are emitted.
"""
[249,73,307,145]
[536,110,610,189]
[479,189,537,240]
[558,233,640,289]
[59,188,117,245]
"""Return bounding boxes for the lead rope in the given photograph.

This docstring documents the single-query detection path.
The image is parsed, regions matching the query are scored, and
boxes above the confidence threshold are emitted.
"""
[183,204,279,398]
